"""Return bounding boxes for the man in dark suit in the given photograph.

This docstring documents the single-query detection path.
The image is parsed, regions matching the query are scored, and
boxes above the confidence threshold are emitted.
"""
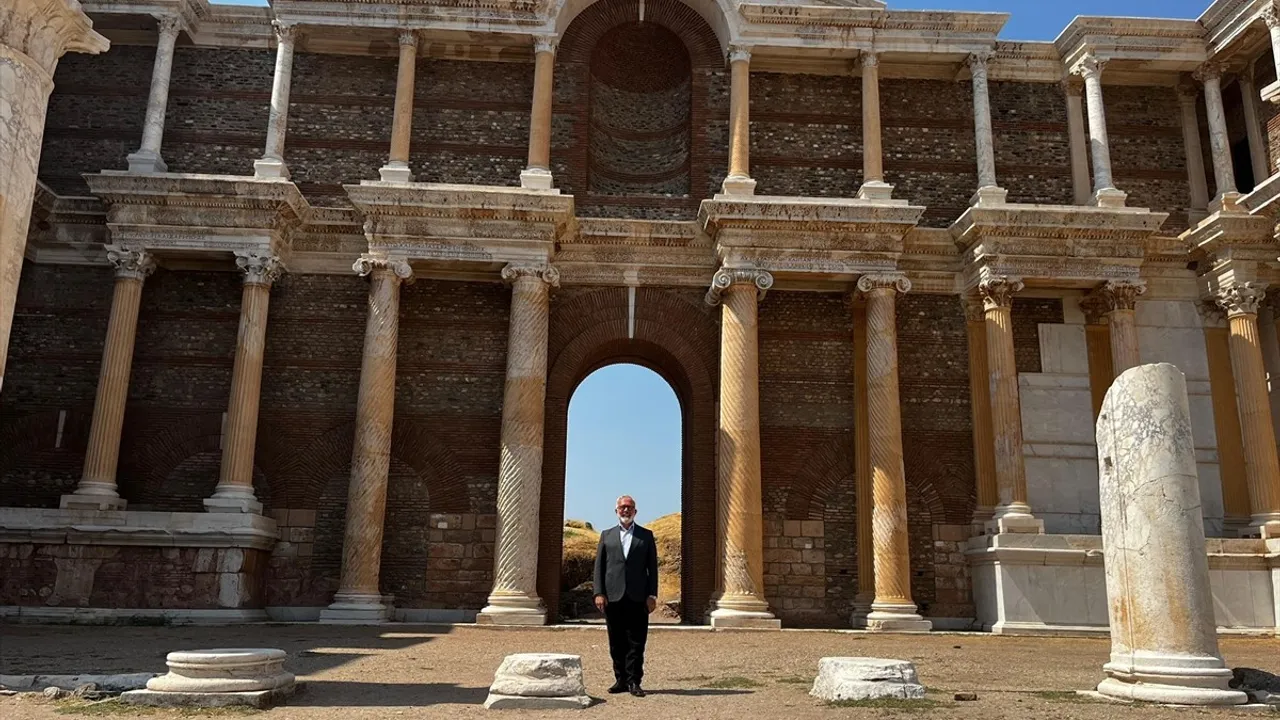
[593,494,658,697]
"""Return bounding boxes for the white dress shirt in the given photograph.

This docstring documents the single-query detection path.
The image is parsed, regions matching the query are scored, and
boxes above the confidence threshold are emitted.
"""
[619,522,634,559]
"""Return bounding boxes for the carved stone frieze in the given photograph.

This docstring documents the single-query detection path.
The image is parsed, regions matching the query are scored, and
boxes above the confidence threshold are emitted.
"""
[705,267,774,305]
[236,252,286,286]
[105,244,156,280]
[1214,282,1268,317]
[978,276,1023,311]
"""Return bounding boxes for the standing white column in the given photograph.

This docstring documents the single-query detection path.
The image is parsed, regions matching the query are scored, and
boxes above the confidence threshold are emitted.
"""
[857,51,893,200]
[1072,55,1127,208]
[1063,80,1092,206]
[1239,69,1270,185]
[1196,62,1239,207]
[721,45,756,196]
[380,30,419,183]
[519,36,557,190]
[254,21,297,179]
[1177,83,1211,215]
[968,51,1006,206]
[127,15,182,174]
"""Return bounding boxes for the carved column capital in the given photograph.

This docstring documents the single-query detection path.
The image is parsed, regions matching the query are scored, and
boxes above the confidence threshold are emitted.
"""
[1176,81,1200,105]
[705,267,773,305]
[1193,61,1226,84]
[1263,4,1280,29]
[106,245,156,281]
[398,29,419,48]
[236,252,286,287]
[966,50,993,78]
[501,263,560,288]
[727,44,752,64]
[860,51,879,69]
[978,276,1024,311]
[353,255,414,284]
[856,272,911,295]
[1060,77,1084,97]
[1215,283,1268,318]
[962,294,985,323]
[154,14,183,39]
[271,20,297,44]
[534,35,558,55]
[1091,279,1147,313]
[1071,54,1106,81]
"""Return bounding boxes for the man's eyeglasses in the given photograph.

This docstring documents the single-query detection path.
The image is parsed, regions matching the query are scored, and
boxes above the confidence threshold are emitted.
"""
[617,505,635,510]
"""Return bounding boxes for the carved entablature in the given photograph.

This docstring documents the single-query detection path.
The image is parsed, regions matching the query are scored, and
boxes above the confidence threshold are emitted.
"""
[1183,205,1279,296]
[345,182,572,270]
[1054,15,1207,79]
[705,267,774,306]
[553,219,715,288]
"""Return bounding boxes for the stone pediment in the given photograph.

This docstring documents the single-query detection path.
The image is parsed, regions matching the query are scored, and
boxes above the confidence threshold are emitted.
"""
[952,202,1168,289]
[83,172,309,261]
[344,182,574,268]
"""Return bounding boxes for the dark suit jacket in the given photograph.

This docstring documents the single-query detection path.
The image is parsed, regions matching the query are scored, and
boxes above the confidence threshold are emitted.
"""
[593,523,659,603]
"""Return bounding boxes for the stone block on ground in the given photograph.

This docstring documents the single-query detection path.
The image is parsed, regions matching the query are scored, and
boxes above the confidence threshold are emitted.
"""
[484,653,590,709]
[118,648,296,709]
[809,657,926,701]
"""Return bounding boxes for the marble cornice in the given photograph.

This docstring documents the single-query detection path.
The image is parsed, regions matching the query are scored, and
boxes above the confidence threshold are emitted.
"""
[1055,16,1208,72]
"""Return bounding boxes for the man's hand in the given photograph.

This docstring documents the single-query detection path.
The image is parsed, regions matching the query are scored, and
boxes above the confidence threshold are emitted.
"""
[646,596,657,613]
[594,595,607,612]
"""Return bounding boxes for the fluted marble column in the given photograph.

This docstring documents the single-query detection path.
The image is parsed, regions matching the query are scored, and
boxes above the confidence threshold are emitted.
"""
[478,263,559,625]
[380,30,418,183]
[1178,83,1211,215]
[1239,70,1270,184]
[321,256,413,623]
[61,247,155,510]
[858,52,892,200]
[968,51,1006,206]
[722,45,755,196]
[127,15,182,174]
[964,296,997,523]
[0,0,108,395]
[1216,284,1280,537]
[1063,80,1092,206]
[1073,55,1126,207]
[206,254,284,514]
[850,299,874,626]
[706,267,779,629]
[979,276,1042,533]
[253,21,296,179]
[520,36,556,190]
[1196,62,1238,206]
[859,274,930,632]
[1087,280,1146,377]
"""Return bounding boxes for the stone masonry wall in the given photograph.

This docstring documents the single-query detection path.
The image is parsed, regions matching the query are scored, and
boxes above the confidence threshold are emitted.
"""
[1098,85,1192,233]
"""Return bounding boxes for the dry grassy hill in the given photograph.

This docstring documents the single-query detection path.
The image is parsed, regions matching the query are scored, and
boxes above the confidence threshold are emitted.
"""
[561,513,682,617]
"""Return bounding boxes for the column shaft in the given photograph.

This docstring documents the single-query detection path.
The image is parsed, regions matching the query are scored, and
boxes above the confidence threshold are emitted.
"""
[965,298,997,520]
[1239,74,1270,184]
[969,52,998,191]
[128,16,181,173]
[1220,287,1280,533]
[851,301,874,621]
[722,46,754,195]
[381,31,418,182]
[255,22,295,178]
[1179,86,1211,211]
[1108,309,1141,377]
[479,264,557,625]
[1199,66,1238,198]
[526,42,554,171]
[1079,59,1115,194]
[861,53,883,185]
[1064,82,1092,205]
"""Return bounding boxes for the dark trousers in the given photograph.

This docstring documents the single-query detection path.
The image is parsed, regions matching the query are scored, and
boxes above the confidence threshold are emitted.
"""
[604,596,649,685]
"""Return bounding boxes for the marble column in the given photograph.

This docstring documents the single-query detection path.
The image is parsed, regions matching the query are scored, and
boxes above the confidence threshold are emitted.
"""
[1197,62,1239,206]
[0,0,108,395]
[1265,7,1280,89]
[1178,83,1211,215]
[1063,80,1093,206]
[964,296,997,523]
[850,299,874,625]
[253,21,296,179]
[478,263,559,626]
[206,253,284,514]
[1073,55,1126,207]
[706,267,779,629]
[127,15,182,174]
[722,45,755,196]
[979,276,1042,533]
[1215,284,1280,537]
[321,255,413,623]
[61,247,155,510]
[380,30,418,183]
[520,36,556,190]
[1087,280,1146,378]
[858,52,892,200]
[968,51,1006,206]
[1239,70,1270,184]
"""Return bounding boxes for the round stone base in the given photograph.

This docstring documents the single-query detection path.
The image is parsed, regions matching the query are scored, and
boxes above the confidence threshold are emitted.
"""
[146,649,293,694]
[1097,678,1248,706]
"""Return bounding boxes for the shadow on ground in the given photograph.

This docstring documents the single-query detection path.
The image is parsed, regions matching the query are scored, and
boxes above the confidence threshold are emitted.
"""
[287,681,489,706]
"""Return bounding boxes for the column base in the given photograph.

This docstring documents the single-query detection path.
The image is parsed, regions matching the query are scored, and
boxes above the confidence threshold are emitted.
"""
[253,157,290,179]
[1239,516,1280,539]
[475,606,547,626]
[970,186,1008,207]
[709,608,781,629]
[866,603,932,633]
[849,596,873,628]
[984,515,1045,535]
[59,492,127,511]
[1209,191,1243,215]
[319,592,390,624]
[1098,655,1246,706]
[718,174,756,197]
[203,495,264,514]
[856,181,894,201]
[379,162,414,183]
[1089,187,1127,208]
[519,168,556,191]
[127,150,167,174]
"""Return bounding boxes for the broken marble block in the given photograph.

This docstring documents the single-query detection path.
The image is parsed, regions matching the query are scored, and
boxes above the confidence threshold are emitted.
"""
[809,658,926,701]
[484,653,591,709]
[119,648,296,709]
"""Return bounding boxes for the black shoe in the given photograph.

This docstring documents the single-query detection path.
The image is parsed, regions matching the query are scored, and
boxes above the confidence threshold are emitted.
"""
[629,683,645,697]
[607,681,628,694]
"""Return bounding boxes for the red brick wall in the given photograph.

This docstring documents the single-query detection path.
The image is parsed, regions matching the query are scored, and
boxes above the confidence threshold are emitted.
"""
[1101,85,1193,232]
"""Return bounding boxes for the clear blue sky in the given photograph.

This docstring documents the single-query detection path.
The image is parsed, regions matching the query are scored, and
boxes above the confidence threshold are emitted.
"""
[207,1,1209,40]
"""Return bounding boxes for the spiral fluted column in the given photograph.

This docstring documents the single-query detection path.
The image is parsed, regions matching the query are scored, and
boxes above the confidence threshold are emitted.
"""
[850,298,874,626]
[321,256,413,623]
[706,267,779,628]
[206,254,284,514]
[478,263,559,625]
[61,247,155,510]
[964,296,997,523]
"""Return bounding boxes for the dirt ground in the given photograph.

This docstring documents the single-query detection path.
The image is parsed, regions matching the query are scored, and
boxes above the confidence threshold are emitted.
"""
[1,623,1276,719]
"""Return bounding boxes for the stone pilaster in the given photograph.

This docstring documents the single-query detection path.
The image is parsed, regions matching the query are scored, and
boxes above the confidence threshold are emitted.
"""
[1086,280,1146,377]
[321,255,414,623]
[206,253,285,514]
[126,15,182,174]
[964,296,997,523]
[1215,284,1280,537]
[61,246,155,511]
[850,299,874,626]
[967,51,1006,206]
[520,36,556,190]
[1177,83,1211,215]
[858,273,930,632]
[857,52,892,200]
[478,263,559,626]
[380,30,418,183]
[706,267,779,628]
[1195,62,1238,208]
[1063,79,1092,206]
[0,0,108,395]
[979,276,1043,534]
[1238,69,1270,184]
[1072,55,1126,208]
[254,21,296,179]
[721,45,755,196]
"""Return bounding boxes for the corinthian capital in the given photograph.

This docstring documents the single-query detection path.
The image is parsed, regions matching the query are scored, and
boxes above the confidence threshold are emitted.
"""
[1263,4,1280,29]
[705,267,773,305]
[967,50,993,79]
[860,51,879,69]
[1215,283,1268,318]
[856,273,911,295]
[978,276,1024,311]
[962,294,985,323]
[1193,61,1226,84]
[1090,279,1147,313]
[272,20,297,44]
[501,263,560,288]
[727,44,752,64]
[155,14,183,39]
[399,29,418,47]
[353,254,414,283]
[534,35,558,55]
[106,245,156,281]
[236,252,286,287]
[1071,54,1106,81]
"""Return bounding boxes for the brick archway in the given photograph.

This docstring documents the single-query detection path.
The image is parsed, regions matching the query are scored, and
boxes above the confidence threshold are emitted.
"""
[538,286,719,622]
